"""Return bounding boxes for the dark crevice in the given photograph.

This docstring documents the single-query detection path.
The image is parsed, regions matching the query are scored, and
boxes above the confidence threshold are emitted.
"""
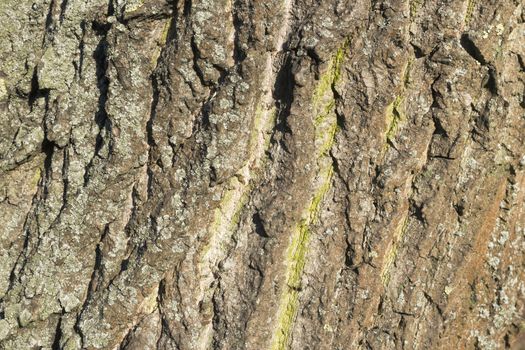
[28,69,50,109]
[460,34,487,65]
[385,138,399,152]
[42,138,57,199]
[252,212,268,238]
[453,201,465,217]
[189,37,209,87]
[28,69,40,107]
[149,214,160,242]
[55,148,70,221]
[77,20,87,79]
[409,200,425,224]
[107,0,115,17]
[59,0,68,24]
[306,48,322,67]
[92,227,108,293]
[423,291,444,318]
[52,317,63,350]
[120,258,129,272]
[164,14,179,45]
[272,54,294,138]
[410,42,425,58]
[83,21,112,187]
[212,64,230,86]
[6,227,31,292]
[429,75,443,109]
[332,83,346,131]
[431,116,448,137]
[484,66,498,95]
[123,185,140,235]
[231,0,247,67]
[4,136,54,296]
[344,241,358,271]
[393,310,415,317]
[183,0,192,17]
[147,76,160,150]
[74,224,109,347]
[146,65,163,198]
[430,155,456,160]
[330,152,345,189]
[43,0,57,45]
[210,282,223,344]
[92,20,112,35]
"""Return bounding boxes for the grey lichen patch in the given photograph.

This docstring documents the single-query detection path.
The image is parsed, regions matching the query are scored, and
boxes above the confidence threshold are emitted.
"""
[124,0,145,13]
[17,309,32,328]
[0,319,10,341]
[37,46,75,91]
[0,78,7,100]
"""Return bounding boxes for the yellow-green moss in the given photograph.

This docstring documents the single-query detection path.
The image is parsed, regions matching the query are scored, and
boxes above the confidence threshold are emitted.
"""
[318,122,339,158]
[272,165,334,350]
[312,40,347,157]
[380,216,409,287]
[314,100,335,126]
[385,95,405,143]
[383,59,412,151]
[272,40,347,350]
[409,0,424,18]
[465,0,477,25]
[204,177,250,254]
[312,40,349,113]
[160,19,172,44]
[151,20,172,68]
[31,167,42,189]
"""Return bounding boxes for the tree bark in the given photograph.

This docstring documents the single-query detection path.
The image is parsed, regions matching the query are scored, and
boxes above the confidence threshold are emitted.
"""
[0,0,524,349]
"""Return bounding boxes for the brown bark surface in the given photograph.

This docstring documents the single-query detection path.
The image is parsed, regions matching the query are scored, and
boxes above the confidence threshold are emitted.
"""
[0,0,524,349]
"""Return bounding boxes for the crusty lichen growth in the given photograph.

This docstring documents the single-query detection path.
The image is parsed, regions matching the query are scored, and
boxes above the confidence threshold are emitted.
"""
[0,78,7,100]
[250,107,278,157]
[272,41,347,350]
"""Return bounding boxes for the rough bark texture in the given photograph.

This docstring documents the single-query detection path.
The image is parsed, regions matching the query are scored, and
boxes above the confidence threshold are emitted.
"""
[0,0,524,349]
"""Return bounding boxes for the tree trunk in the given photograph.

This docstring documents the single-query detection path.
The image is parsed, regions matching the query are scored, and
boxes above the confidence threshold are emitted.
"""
[0,0,524,349]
